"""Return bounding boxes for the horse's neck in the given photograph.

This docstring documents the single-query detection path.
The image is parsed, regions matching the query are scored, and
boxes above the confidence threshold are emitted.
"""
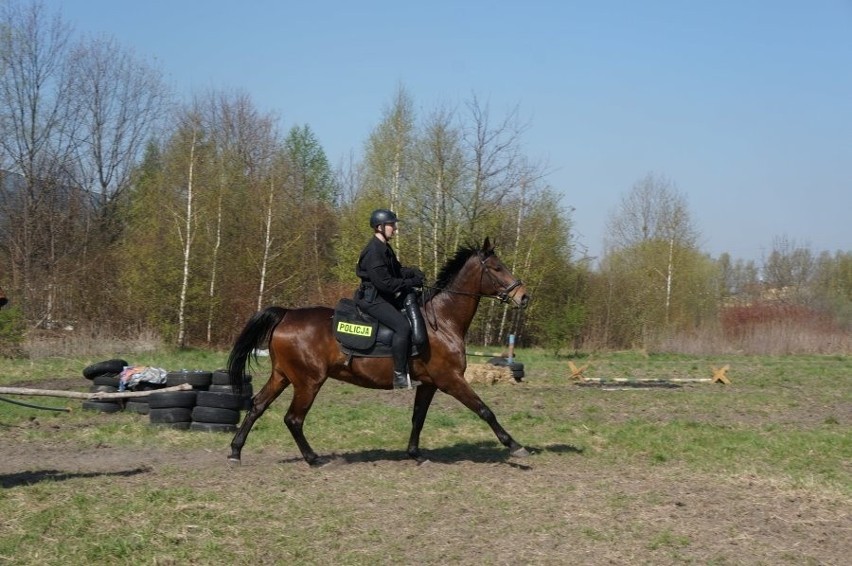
[429,264,482,333]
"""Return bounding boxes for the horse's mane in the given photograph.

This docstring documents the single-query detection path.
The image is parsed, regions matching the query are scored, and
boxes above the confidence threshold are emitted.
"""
[424,245,481,301]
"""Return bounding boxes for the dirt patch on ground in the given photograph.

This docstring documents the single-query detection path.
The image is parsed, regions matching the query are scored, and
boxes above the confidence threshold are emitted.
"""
[2,421,848,565]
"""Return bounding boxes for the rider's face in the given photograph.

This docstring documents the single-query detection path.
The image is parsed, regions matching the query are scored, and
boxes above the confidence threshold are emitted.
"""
[382,223,398,239]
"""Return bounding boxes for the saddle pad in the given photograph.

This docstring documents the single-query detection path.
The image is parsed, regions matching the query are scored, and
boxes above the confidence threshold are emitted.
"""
[333,299,378,351]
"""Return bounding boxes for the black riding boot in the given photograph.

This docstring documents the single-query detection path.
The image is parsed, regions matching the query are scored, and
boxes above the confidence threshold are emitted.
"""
[393,370,421,390]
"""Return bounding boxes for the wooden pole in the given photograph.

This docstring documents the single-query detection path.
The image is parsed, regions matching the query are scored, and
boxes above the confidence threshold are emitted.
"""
[0,382,193,400]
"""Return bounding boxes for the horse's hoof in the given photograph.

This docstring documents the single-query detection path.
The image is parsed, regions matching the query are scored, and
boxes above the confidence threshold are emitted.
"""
[509,446,531,458]
[227,457,241,466]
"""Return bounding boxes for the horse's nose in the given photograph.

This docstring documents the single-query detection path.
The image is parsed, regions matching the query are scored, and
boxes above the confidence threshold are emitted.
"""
[519,294,530,308]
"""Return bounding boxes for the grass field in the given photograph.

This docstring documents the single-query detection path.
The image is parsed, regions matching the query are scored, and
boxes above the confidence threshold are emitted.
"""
[1,349,849,564]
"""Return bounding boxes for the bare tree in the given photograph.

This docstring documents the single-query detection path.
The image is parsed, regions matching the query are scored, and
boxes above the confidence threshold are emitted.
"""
[600,173,704,344]
[411,104,465,276]
[459,95,527,238]
[605,173,698,250]
[65,34,168,208]
[606,173,699,324]
[0,1,79,324]
[763,236,815,297]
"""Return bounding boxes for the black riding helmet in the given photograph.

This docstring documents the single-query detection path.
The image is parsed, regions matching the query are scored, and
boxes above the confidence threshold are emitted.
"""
[370,208,399,229]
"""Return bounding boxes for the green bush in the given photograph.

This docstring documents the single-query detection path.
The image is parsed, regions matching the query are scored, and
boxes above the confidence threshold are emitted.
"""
[0,305,26,357]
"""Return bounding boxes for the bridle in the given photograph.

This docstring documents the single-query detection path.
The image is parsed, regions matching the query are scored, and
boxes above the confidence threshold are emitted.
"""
[424,253,523,304]
[421,252,524,331]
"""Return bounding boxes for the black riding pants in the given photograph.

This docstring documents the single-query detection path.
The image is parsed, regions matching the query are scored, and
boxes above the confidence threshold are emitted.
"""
[360,300,411,374]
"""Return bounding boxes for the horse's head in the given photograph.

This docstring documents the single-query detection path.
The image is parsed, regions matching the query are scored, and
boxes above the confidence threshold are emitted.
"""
[477,238,530,308]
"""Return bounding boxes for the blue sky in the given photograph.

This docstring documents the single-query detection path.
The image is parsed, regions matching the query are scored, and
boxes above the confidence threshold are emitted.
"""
[46,0,852,263]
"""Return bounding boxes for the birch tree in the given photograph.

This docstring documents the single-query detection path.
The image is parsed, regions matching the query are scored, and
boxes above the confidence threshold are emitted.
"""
[598,173,707,346]
[361,85,416,254]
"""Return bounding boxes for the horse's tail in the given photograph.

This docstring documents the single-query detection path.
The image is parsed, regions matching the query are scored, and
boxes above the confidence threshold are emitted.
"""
[227,306,288,396]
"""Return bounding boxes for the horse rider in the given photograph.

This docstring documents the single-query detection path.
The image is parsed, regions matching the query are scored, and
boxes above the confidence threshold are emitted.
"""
[355,209,425,389]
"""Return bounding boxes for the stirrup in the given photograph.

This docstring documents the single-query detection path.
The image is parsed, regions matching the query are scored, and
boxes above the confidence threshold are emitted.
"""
[393,371,420,390]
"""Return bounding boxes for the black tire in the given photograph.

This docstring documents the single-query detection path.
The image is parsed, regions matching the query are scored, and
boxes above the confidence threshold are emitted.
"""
[211,371,253,386]
[149,407,192,423]
[81,400,123,413]
[92,374,121,387]
[191,406,240,425]
[149,421,191,430]
[487,357,509,367]
[211,370,231,386]
[166,370,212,389]
[83,359,129,379]
[196,391,242,410]
[509,362,525,381]
[147,391,197,409]
[190,421,237,433]
[125,401,150,415]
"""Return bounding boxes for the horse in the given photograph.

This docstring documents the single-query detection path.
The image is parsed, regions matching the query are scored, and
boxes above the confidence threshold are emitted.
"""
[227,237,531,466]
[0,285,7,308]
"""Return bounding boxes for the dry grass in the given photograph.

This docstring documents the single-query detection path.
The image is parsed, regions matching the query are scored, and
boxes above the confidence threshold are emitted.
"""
[22,325,163,359]
[464,363,515,385]
[654,323,850,356]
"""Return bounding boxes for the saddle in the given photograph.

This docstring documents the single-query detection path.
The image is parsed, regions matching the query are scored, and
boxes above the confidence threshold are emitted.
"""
[332,295,426,359]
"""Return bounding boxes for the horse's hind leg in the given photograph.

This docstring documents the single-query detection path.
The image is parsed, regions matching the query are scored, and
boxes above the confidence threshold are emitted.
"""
[228,370,289,463]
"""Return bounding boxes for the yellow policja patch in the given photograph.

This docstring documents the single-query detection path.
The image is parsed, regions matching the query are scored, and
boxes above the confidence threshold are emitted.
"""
[336,321,373,337]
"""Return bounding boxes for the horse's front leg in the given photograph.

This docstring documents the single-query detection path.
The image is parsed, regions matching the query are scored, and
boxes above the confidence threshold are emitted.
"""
[407,383,437,460]
[444,379,530,458]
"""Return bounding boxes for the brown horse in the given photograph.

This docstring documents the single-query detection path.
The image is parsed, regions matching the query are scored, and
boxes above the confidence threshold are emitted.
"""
[227,238,531,466]
[0,285,7,308]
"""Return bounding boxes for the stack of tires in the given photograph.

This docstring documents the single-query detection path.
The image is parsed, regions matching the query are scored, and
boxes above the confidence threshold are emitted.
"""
[146,370,210,429]
[81,359,128,414]
[487,357,525,382]
[191,391,242,433]
[80,362,253,434]
[148,389,197,430]
[208,369,253,410]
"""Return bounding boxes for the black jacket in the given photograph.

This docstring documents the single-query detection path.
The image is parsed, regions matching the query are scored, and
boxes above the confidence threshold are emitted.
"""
[356,237,420,305]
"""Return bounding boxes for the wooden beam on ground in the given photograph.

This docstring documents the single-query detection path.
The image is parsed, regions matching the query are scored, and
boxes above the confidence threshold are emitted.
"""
[0,382,193,400]
[466,351,507,358]
[579,377,711,383]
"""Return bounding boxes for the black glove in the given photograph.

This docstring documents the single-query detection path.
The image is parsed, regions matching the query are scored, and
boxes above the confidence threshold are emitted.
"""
[404,267,425,280]
[405,273,425,288]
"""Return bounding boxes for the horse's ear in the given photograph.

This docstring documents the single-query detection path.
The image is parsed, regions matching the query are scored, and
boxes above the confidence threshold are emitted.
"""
[482,237,494,254]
